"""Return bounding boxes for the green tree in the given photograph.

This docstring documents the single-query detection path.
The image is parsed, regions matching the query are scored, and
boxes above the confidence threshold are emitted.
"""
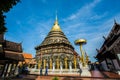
[0,0,20,34]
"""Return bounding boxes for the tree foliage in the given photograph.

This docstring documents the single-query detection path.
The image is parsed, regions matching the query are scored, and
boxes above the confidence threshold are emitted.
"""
[0,0,20,34]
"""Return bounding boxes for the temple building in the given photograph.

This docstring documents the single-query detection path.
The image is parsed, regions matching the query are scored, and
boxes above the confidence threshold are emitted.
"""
[19,53,36,68]
[35,16,80,71]
[95,20,120,74]
[0,33,24,78]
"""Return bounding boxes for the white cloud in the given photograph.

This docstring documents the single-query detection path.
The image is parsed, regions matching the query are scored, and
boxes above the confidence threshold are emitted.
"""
[63,0,102,21]
[90,12,108,20]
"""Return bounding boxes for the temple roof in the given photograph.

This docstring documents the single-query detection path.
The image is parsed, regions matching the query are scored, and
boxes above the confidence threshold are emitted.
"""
[22,53,32,59]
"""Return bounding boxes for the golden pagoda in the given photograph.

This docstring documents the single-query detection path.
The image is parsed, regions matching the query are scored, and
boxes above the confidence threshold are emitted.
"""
[35,15,78,70]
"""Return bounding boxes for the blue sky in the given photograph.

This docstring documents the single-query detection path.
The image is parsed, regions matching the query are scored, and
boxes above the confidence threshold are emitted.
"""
[5,0,120,62]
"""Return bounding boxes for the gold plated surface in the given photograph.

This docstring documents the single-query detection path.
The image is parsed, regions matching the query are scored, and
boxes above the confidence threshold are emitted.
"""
[35,15,75,69]
[80,45,85,67]
[44,59,46,69]
[65,57,67,69]
[75,39,87,45]
[74,56,76,69]
[50,58,52,69]
[51,16,62,31]
[75,39,87,67]
[56,58,59,69]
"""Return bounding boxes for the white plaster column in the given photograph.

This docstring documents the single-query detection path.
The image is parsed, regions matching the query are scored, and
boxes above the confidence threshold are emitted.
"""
[14,64,18,75]
[60,62,63,70]
[6,64,12,77]
[34,64,37,69]
[46,63,48,67]
[2,64,8,78]
[60,62,63,73]
[52,62,55,71]
[69,61,72,71]
[60,62,63,72]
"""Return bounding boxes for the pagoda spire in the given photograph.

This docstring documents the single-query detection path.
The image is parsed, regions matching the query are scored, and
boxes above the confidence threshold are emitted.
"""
[54,11,58,25]
[56,11,58,21]
[51,12,62,31]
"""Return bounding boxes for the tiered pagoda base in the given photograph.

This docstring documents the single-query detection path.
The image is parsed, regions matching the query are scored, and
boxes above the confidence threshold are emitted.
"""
[29,68,82,75]
[29,68,91,76]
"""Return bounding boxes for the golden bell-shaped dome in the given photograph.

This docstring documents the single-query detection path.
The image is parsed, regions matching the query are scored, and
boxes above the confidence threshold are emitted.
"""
[51,15,62,31]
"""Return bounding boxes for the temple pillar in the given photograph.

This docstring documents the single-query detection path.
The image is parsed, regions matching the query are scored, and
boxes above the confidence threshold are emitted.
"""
[50,58,52,69]
[60,61,63,73]
[34,63,37,69]
[2,63,9,78]
[60,62,63,70]
[65,57,68,69]
[44,59,46,69]
[14,63,19,75]
[53,62,55,71]
[57,58,59,69]
[69,61,72,71]
[6,64,12,77]
[9,64,14,76]
[38,60,41,69]
[74,56,76,69]
[46,62,48,67]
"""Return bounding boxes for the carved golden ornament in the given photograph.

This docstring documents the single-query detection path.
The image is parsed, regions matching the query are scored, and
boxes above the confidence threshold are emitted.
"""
[75,39,87,67]
[75,39,87,45]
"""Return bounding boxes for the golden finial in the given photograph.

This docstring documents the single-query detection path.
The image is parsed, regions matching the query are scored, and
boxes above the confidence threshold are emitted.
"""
[54,10,58,25]
[51,11,62,31]
[56,10,58,21]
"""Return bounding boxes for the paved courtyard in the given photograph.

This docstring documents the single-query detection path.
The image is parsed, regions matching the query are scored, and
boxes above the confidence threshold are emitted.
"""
[2,70,120,80]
